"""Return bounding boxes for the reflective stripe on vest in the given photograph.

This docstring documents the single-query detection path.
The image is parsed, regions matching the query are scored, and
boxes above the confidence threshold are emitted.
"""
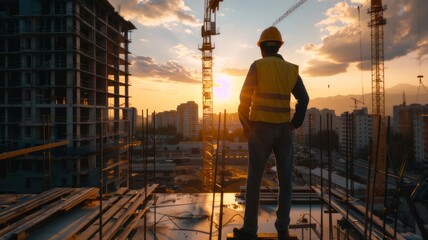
[250,56,298,123]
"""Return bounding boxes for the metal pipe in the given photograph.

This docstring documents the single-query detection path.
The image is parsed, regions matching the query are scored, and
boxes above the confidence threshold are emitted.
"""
[345,112,350,239]
[319,115,324,239]
[382,116,391,238]
[328,113,333,240]
[210,112,222,239]
[308,114,313,240]
[350,113,355,196]
[143,109,147,240]
[218,110,227,240]
[153,111,157,239]
[369,116,382,239]
[99,108,104,240]
[363,135,372,239]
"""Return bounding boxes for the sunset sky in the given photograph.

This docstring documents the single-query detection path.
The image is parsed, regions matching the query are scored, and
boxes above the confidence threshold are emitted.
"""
[107,0,427,115]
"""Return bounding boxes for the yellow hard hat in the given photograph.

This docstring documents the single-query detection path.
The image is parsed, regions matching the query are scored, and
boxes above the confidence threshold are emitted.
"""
[257,26,284,47]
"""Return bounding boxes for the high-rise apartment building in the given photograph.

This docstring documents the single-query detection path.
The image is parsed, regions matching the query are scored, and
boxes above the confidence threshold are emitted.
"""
[413,114,428,171]
[339,108,372,157]
[294,108,338,145]
[155,110,177,129]
[0,0,135,193]
[393,103,428,139]
[176,101,199,141]
[294,107,319,144]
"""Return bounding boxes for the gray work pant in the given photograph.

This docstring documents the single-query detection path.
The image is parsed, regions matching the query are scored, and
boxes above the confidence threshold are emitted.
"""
[242,121,293,234]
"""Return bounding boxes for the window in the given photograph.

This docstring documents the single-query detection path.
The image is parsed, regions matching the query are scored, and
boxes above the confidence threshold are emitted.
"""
[24,38,31,50]
[25,72,32,85]
[25,127,31,137]
[26,55,32,68]
[54,1,66,14]
[25,178,31,188]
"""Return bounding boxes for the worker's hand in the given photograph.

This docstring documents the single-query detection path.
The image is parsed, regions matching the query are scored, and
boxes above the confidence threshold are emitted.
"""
[243,126,252,139]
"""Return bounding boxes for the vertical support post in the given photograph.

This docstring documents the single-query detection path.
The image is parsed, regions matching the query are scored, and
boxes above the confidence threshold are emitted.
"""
[129,109,134,188]
[210,112,222,239]
[327,113,333,240]
[152,111,157,238]
[143,109,148,240]
[99,108,103,240]
[345,112,350,239]
[308,114,312,240]
[319,115,324,239]
[218,109,227,240]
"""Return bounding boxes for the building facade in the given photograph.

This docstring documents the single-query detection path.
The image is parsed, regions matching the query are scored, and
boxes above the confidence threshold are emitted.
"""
[176,101,199,141]
[0,0,135,193]
[414,114,428,170]
[339,108,372,157]
[155,110,177,129]
[393,103,428,139]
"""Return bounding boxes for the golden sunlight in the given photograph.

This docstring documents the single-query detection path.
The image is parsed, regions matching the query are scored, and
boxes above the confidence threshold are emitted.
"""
[214,75,232,102]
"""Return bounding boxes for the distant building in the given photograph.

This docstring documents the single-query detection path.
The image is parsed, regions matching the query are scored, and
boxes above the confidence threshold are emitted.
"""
[393,103,428,139]
[295,107,338,145]
[131,160,176,189]
[0,0,135,193]
[320,108,337,132]
[414,114,428,171]
[213,112,242,131]
[156,141,202,161]
[155,110,177,129]
[294,107,320,144]
[338,108,372,157]
[176,101,199,141]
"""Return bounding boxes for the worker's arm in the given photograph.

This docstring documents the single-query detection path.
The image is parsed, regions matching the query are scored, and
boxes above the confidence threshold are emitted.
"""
[290,75,309,129]
[238,62,257,135]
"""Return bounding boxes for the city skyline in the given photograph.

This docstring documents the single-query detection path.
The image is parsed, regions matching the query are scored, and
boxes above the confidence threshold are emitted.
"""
[107,0,427,114]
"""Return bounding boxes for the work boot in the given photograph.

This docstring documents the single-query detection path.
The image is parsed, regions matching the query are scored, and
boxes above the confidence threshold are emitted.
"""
[277,229,290,240]
[233,227,257,240]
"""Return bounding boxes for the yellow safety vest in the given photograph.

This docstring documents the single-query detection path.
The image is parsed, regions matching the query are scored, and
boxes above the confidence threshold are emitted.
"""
[250,56,299,123]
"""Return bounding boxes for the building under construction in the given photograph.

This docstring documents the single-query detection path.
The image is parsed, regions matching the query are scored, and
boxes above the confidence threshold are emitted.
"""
[0,0,135,193]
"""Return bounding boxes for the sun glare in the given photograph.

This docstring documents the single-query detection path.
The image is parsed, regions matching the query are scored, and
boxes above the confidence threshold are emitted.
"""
[214,75,232,102]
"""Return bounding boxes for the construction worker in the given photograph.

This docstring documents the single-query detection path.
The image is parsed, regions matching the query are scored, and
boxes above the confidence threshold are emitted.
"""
[234,26,309,240]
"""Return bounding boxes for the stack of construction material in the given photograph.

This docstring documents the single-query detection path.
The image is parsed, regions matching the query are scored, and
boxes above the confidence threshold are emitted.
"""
[0,185,157,240]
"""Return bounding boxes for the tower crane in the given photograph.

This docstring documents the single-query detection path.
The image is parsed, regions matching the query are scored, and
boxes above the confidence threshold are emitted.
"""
[272,0,308,26]
[416,75,427,103]
[199,0,222,192]
[368,0,387,196]
[350,97,365,109]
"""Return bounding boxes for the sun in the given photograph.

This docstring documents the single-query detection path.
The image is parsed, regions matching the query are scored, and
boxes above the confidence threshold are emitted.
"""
[214,75,232,102]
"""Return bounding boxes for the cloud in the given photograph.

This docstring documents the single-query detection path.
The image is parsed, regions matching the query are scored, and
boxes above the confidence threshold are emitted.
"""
[108,0,201,27]
[303,59,349,77]
[130,55,199,84]
[303,0,428,76]
[169,44,200,61]
[222,68,248,76]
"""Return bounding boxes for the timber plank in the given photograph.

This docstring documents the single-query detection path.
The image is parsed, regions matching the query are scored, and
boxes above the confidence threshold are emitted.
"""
[0,188,73,225]
[0,188,97,239]
[226,232,298,239]
[75,191,139,240]
[48,196,120,240]
[94,184,158,240]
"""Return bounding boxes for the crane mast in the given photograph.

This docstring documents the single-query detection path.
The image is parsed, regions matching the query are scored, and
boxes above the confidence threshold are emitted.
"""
[199,0,221,192]
[369,0,386,117]
[369,0,387,196]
